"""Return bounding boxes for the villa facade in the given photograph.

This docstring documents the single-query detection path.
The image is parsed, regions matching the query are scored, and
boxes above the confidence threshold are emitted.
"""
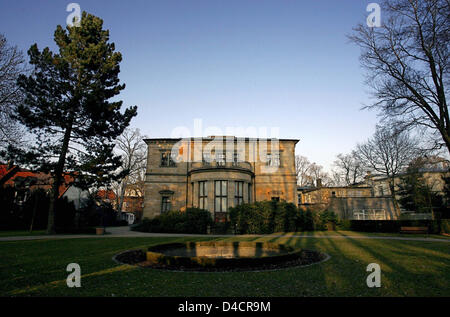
[143,137,299,221]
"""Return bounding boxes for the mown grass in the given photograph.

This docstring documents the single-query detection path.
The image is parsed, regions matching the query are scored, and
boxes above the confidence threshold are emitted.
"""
[268,230,450,240]
[0,235,449,297]
[0,230,46,237]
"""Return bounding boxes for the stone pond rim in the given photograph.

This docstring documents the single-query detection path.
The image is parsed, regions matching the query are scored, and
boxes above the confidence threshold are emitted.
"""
[113,241,329,272]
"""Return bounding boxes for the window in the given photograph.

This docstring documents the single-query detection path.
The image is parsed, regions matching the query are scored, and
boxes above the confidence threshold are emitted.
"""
[161,196,171,213]
[161,151,176,167]
[331,191,336,197]
[271,197,280,202]
[215,180,227,212]
[202,153,211,164]
[232,152,239,166]
[215,152,226,166]
[248,183,252,203]
[199,181,208,210]
[234,181,244,206]
[378,186,384,196]
[266,153,280,167]
[191,182,194,206]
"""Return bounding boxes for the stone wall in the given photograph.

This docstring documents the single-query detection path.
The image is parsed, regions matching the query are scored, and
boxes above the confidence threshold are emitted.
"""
[328,197,399,220]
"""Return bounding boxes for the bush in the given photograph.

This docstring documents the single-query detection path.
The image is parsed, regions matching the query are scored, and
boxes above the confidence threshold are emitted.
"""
[347,220,442,233]
[211,221,232,234]
[441,219,450,234]
[304,209,315,231]
[337,219,352,231]
[0,187,50,231]
[317,210,338,231]
[116,220,129,226]
[229,201,300,234]
[185,208,214,234]
[131,208,213,234]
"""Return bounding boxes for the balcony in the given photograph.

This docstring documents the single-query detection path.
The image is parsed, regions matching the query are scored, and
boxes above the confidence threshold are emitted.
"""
[188,161,253,173]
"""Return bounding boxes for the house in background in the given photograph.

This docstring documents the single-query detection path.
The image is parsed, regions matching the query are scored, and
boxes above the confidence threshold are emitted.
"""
[122,186,143,224]
[0,162,89,209]
[297,179,398,220]
[96,187,143,224]
[297,157,449,220]
[96,189,117,208]
[361,169,449,199]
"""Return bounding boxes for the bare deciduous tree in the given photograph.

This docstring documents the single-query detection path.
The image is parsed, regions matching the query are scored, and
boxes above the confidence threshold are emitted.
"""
[355,125,421,201]
[295,155,313,186]
[295,155,334,187]
[309,163,334,187]
[333,153,365,186]
[349,0,449,154]
[114,128,147,212]
[0,34,27,149]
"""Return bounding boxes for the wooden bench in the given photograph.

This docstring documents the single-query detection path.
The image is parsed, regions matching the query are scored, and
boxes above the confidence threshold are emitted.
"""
[400,226,428,234]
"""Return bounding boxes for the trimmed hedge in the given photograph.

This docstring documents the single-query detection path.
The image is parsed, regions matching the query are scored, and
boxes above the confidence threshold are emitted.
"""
[346,220,444,233]
[229,201,338,234]
[229,201,296,234]
[131,208,213,234]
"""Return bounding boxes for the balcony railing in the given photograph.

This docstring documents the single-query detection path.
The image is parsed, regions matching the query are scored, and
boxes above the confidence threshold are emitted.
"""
[189,161,253,172]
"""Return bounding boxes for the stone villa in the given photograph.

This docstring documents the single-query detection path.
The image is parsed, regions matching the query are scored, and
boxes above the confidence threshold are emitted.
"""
[143,137,449,222]
[143,137,298,221]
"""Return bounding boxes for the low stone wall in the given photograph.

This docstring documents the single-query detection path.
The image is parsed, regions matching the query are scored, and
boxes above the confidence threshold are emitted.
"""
[328,197,399,220]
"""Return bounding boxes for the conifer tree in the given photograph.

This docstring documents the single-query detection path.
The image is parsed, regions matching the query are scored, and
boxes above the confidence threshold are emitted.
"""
[7,12,137,233]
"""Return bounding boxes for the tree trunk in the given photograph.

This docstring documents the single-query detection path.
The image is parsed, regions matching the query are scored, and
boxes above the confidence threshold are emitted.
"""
[118,177,128,212]
[29,193,38,233]
[389,176,401,215]
[46,119,73,234]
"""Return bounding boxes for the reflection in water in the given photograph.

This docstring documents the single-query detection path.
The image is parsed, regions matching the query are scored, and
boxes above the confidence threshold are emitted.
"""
[160,245,289,259]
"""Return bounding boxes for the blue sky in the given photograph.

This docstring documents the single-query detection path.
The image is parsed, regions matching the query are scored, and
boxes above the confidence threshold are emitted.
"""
[0,0,380,170]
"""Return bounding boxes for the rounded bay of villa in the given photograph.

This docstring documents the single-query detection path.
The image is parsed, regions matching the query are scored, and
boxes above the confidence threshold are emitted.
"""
[143,137,299,222]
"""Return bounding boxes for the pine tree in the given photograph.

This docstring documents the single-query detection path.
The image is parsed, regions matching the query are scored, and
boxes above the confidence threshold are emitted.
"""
[6,12,137,233]
[397,169,444,216]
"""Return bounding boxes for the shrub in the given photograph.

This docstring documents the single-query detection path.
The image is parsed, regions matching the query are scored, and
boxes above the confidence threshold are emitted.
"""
[0,187,50,231]
[441,219,450,234]
[131,208,213,234]
[211,221,232,234]
[318,210,338,231]
[337,219,352,231]
[185,208,214,234]
[229,201,300,234]
[304,209,315,231]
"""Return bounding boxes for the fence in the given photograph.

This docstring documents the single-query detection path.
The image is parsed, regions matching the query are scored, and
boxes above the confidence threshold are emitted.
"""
[352,209,387,220]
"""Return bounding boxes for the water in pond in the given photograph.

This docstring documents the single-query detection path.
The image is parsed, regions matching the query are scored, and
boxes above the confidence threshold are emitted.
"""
[159,245,290,259]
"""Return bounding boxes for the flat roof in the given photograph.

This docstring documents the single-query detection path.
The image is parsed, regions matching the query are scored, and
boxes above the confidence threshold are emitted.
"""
[143,136,300,143]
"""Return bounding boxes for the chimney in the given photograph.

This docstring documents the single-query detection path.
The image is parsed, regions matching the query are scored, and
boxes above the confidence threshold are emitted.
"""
[7,160,14,170]
[316,178,322,188]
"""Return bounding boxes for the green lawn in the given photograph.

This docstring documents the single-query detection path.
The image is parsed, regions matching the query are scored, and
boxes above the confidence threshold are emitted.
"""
[0,235,449,296]
[0,230,46,237]
[268,230,450,240]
